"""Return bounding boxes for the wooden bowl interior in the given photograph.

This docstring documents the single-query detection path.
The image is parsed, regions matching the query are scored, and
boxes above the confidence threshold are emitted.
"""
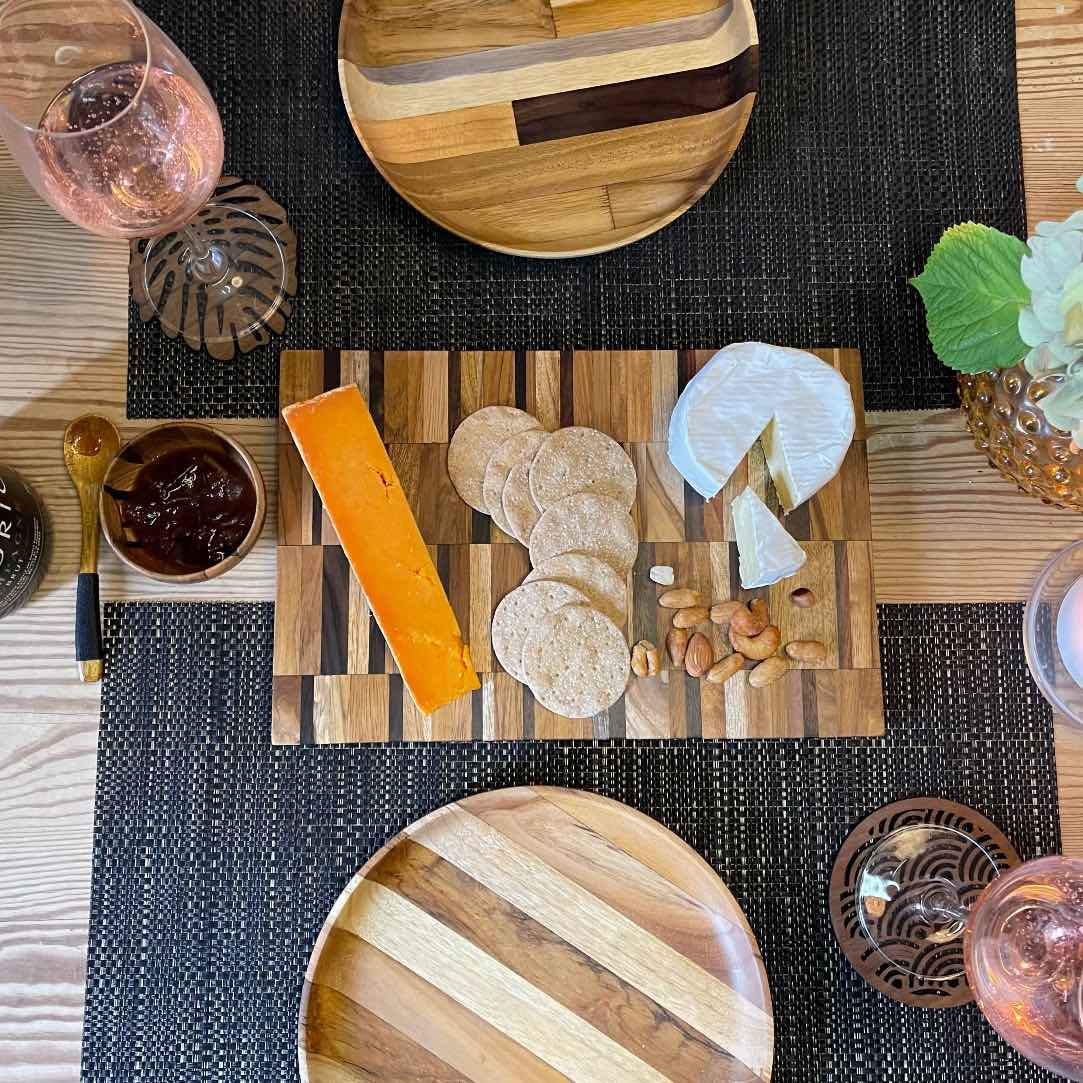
[337,0,759,257]
[101,424,266,582]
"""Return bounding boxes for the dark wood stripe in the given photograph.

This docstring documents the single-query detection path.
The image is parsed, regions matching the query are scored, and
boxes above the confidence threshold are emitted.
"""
[471,509,490,543]
[388,674,404,742]
[436,544,451,595]
[310,477,324,546]
[513,47,759,145]
[522,688,535,740]
[302,981,466,1081]
[320,546,351,676]
[683,673,702,740]
[514,349,528,410]
[368,838,757,1083]
[607,695,626,740]
[728,542,743,600]
[559,350,575,428]
[324,347,342,393]
[447,349,461,432]
[684,481,705,543]
[677,349,698,394]
[369,349,385,438]
[471,688,483,741]
[801,671,818,738]
[368,615,386,674]
[784,499,811,543]
[631,542,656,645]
[299,675,315,746]
[834,541,852,669]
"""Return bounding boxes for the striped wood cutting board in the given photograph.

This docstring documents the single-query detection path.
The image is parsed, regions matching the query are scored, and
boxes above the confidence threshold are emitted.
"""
[273,348,884,744]
[300,786,774,1082]
[337,0,759,256]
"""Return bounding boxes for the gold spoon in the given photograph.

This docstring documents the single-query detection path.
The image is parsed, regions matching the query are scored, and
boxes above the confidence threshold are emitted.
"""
[63,415,121,683]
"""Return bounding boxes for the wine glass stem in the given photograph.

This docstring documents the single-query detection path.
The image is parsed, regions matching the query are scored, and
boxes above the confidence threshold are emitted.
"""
[919,885,971,924]
[181,221,229,285]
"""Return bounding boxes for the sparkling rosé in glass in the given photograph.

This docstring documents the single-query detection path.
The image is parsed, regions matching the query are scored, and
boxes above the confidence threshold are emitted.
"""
[35,60,223,238]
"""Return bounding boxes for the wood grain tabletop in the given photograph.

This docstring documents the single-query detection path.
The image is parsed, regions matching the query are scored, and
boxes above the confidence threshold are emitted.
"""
[1,2,1082,1077]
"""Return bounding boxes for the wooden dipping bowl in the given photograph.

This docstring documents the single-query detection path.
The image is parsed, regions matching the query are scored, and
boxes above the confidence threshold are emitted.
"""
[338,0,760,257]
[100,423,266,584]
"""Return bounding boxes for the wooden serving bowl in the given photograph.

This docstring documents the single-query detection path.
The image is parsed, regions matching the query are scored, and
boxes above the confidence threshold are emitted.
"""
[338,0,760,258]
[100,423,266,584]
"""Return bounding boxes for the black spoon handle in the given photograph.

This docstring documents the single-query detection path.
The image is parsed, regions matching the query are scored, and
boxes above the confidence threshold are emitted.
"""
[75,571,102,682]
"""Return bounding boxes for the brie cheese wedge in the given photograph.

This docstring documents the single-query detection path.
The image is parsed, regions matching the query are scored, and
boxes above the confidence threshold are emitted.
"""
[667,342,855,510]
[731,487,807,589]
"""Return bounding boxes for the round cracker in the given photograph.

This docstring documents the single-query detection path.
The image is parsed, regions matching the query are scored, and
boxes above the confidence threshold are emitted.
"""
[524,552,627,625]
[491,580,589,682]
[447,406,539,512]
[530,426,638,511]
[523,604,630,718]
[482,428,548,535]
[529,493,639,573]
[503,457,542,545]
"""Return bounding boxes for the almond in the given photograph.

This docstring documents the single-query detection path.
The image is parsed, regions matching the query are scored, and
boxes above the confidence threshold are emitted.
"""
[706,653,745,685]
[684,633,713,678]
[672,605,710,629]
[731,598,770,637]
[631,641,649,678]
[790,587,816,608]
[659,588,701,609]
[710,600,744,626]
[730,624,781,660]
[644,642,661,677]
[785,640,828,664]
[667,627,690,667]
[749,656,789,687]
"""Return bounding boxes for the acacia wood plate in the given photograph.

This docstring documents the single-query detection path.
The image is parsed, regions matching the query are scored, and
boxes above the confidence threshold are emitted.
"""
[300,786,774,1082]
[337,0,759,257]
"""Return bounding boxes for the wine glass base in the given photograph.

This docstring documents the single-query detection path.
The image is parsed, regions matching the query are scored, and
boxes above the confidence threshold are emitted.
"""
[829,798,1021,1008]
[129,177,297,362]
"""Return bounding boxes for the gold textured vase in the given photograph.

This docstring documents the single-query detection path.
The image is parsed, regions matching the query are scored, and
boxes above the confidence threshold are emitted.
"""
[958,365,1083,511]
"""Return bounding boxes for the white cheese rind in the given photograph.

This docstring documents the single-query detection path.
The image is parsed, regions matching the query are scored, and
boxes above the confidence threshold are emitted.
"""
[731,487,807,589]
[667,342,856,509]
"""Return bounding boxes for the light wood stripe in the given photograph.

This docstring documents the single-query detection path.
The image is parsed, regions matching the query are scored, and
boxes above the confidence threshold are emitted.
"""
[354,102,521,164]
[550,0,721,38]
[406,802,774,1078]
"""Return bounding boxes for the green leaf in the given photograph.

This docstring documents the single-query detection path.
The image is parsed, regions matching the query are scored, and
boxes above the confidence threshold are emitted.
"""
[910,222,1031,373]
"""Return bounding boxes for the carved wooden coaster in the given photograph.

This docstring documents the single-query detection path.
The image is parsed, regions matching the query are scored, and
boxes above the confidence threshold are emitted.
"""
[129,176,297,362]
[829,798,1020,1008]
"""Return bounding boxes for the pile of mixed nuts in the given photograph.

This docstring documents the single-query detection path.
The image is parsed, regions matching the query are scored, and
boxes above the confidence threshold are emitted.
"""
[631,571,828,688]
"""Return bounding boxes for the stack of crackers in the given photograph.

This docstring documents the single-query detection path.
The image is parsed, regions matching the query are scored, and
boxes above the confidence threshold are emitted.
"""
[448,407,638,718]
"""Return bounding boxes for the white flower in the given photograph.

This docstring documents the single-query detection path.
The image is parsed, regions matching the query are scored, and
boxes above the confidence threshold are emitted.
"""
[1020,176,1083,382]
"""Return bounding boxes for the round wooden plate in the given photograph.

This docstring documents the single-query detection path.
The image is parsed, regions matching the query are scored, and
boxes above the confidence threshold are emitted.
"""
[337,0,759,257]
[300,786,774,1082]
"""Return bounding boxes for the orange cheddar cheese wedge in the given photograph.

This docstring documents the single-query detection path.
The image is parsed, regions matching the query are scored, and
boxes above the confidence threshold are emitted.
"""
[283,384,479,715]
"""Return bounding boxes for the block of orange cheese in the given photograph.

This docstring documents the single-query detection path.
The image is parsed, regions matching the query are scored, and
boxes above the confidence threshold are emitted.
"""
[283,384,479,715]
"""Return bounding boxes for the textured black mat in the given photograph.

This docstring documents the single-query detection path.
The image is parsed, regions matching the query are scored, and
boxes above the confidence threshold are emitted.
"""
[82,600,1061,1081]
[126,0,1025,419]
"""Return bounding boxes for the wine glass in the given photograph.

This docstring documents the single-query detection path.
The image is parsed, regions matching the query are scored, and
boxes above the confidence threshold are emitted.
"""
[0,0,290,356]
[856,827,1083,1078]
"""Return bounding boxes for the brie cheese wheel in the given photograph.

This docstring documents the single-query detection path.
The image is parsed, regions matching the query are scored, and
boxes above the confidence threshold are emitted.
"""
[731,488,807,589]
[667,342,855,510]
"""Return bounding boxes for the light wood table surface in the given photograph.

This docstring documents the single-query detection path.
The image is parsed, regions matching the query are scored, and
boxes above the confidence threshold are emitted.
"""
[1,3,1081,1077]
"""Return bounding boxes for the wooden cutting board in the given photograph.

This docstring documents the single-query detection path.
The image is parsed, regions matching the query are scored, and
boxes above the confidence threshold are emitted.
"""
[273,348,884,744]
[300,786,774,1083]
[337,0,758,257]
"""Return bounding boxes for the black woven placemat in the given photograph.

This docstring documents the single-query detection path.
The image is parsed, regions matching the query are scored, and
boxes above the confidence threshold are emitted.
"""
[81,600,1061,1081]
[126,0,1025,419]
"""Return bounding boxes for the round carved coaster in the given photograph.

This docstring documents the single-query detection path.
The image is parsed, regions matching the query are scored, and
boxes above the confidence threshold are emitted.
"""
[829,798,1021,1009]
[129,177,297,362]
